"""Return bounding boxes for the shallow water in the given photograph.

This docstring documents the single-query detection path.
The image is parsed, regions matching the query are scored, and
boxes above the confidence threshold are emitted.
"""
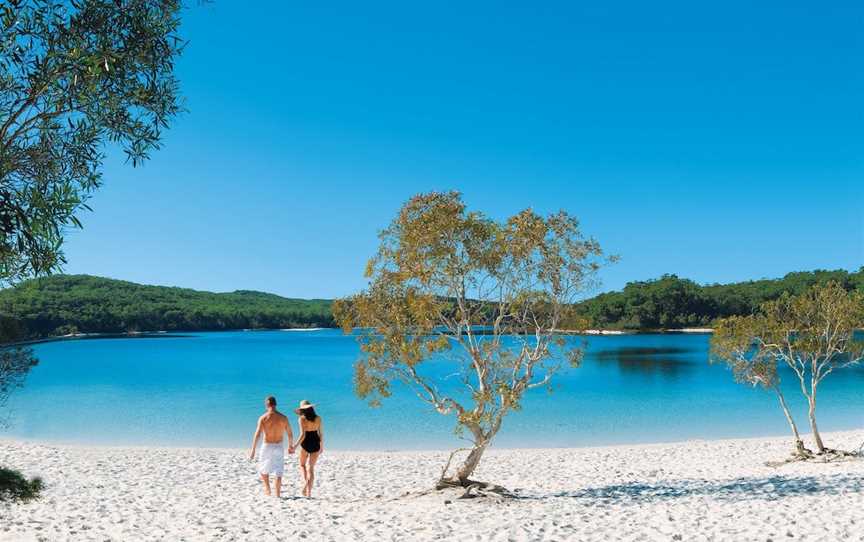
[3,330,863,449]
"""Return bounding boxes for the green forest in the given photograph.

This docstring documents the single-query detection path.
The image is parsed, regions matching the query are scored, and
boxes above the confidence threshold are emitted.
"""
[0,275,334,341]
[571,268,864,330]
[1,269,862,342]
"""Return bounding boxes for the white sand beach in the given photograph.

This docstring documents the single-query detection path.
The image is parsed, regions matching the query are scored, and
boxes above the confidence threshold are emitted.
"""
[2,430,864,541]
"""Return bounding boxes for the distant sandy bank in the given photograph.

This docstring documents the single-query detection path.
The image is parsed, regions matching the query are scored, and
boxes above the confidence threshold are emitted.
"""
[560,327,714,335]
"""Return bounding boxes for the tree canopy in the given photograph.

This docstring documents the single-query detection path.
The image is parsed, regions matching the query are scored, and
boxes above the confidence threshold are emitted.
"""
[1,0,184,283]
[334,191,612,488]
[710,281,864,457]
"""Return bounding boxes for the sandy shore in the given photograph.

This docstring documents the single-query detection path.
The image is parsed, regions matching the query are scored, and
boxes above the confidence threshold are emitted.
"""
[2,430,864,541]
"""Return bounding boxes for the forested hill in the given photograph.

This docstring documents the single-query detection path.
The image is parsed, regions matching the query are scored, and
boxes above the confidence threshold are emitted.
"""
[572,268,864,330]
[0,275,334,340]
[1,269,862,342]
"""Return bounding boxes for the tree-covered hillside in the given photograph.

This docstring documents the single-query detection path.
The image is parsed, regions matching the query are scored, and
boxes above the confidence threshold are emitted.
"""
[1,269,861,341]
[572,268,864,330]
[0,275,334,340]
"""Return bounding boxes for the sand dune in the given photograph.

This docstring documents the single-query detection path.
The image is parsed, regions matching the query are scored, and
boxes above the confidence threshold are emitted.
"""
[2,430,864,541]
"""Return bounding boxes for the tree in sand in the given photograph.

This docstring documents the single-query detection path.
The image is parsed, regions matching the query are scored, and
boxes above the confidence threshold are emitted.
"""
[334,191,614,491]
[710,281,864,459]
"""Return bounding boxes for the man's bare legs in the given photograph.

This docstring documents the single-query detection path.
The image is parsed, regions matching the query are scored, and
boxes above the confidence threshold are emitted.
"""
[274,476,283,498]
[298,449,309,497]
[260,474,271,496]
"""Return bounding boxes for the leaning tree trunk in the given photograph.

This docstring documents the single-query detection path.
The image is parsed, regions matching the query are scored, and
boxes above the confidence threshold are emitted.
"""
[453,438,490,483]
[438,423,498,489]
[774,386,811,457]
[807,393,826,453]
[436,435,511,498]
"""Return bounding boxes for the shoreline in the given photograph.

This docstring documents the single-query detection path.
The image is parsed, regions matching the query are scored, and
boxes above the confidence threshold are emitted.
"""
[3,326,718,347]
[3,429,862,540]
[563,327,715,335]
[2,425,857,453]
[0,327,332,347]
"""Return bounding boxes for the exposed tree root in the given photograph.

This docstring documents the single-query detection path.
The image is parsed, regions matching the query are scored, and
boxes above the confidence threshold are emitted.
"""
[386,479,514,502]
[388,449,515,502]
[817,448,860,460]
[794,440,813,459]
[430,447,515,499]
[766,446,861,467]
[436,477,514,499]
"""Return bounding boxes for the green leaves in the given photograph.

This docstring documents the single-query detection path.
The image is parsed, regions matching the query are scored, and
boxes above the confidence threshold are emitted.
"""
[572,269,864,331]
[1,0,185,283]
[710,281,864,453]
[0,467,43,503]
[336,191,612,446]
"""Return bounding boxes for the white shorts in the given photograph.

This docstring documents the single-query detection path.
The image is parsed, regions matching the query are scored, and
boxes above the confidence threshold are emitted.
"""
[257,442,285,477]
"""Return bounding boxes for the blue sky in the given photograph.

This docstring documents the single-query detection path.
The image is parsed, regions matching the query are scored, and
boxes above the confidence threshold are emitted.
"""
[62,1,862,299]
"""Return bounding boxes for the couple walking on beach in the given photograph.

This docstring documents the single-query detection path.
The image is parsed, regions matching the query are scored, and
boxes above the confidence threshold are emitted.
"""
[249,396,324,498]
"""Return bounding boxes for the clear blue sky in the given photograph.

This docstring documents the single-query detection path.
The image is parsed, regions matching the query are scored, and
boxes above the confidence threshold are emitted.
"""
[62,0,863,299]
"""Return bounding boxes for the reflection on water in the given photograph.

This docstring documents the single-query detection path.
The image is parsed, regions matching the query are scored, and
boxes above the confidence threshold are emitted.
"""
[0,346,39,427]
[591,346,695,376]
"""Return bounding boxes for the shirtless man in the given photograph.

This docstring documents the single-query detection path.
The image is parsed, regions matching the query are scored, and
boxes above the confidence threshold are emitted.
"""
[249,396,295,497]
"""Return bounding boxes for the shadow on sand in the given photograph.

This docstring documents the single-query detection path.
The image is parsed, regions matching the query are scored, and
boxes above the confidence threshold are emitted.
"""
[518,473,864,503]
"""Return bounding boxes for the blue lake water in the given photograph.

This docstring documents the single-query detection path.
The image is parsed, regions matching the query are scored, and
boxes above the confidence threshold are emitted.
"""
[3,330,863,450]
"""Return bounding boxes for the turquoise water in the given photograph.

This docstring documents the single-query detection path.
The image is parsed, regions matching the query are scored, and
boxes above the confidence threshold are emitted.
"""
[3,330,863,450]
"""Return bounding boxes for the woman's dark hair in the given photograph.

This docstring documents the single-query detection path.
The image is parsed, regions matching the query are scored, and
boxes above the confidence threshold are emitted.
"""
[302,406,318,421]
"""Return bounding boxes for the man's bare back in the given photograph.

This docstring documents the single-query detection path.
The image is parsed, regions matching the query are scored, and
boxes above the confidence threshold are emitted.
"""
[259,410,289,444]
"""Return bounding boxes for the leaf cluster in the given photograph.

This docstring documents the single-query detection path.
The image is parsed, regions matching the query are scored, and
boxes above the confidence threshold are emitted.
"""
[335,191,612,441]
[1,0,184,281]
[710,281,864,389]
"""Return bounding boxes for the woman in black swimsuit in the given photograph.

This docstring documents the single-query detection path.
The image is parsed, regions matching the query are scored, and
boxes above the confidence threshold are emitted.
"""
[293,399,324,497]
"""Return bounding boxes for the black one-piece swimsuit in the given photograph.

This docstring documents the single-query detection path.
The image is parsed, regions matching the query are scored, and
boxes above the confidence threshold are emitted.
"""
[301,430,321,453]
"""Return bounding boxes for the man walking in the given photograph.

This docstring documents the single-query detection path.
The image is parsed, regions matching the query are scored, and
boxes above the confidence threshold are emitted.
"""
[249,396,294,497]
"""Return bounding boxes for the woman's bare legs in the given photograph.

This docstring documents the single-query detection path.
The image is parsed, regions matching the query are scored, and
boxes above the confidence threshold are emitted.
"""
[298,449,310,496]
[305,451,320,498]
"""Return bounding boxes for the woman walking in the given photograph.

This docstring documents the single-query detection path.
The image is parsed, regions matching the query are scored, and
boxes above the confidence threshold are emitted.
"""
[293,400,324,498]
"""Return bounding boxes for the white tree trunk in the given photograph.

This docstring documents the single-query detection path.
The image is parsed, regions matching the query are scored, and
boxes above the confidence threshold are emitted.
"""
[454,438,489,483]
[807,394,825,453]
[775,387,809,456]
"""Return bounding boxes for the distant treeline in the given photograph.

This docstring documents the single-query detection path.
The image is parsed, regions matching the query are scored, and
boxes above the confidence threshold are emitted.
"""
[1,269,862,342]
[0,275,334,341]
[570,268,864,330]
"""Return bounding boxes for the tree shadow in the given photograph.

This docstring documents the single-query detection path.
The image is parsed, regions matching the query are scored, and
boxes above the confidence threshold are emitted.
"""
[519,473,864,504]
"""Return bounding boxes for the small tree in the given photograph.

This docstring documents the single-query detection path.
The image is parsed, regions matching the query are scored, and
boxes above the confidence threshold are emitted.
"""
[710,315,809,457]
[334,192,612,488]
[711,281,864,456]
